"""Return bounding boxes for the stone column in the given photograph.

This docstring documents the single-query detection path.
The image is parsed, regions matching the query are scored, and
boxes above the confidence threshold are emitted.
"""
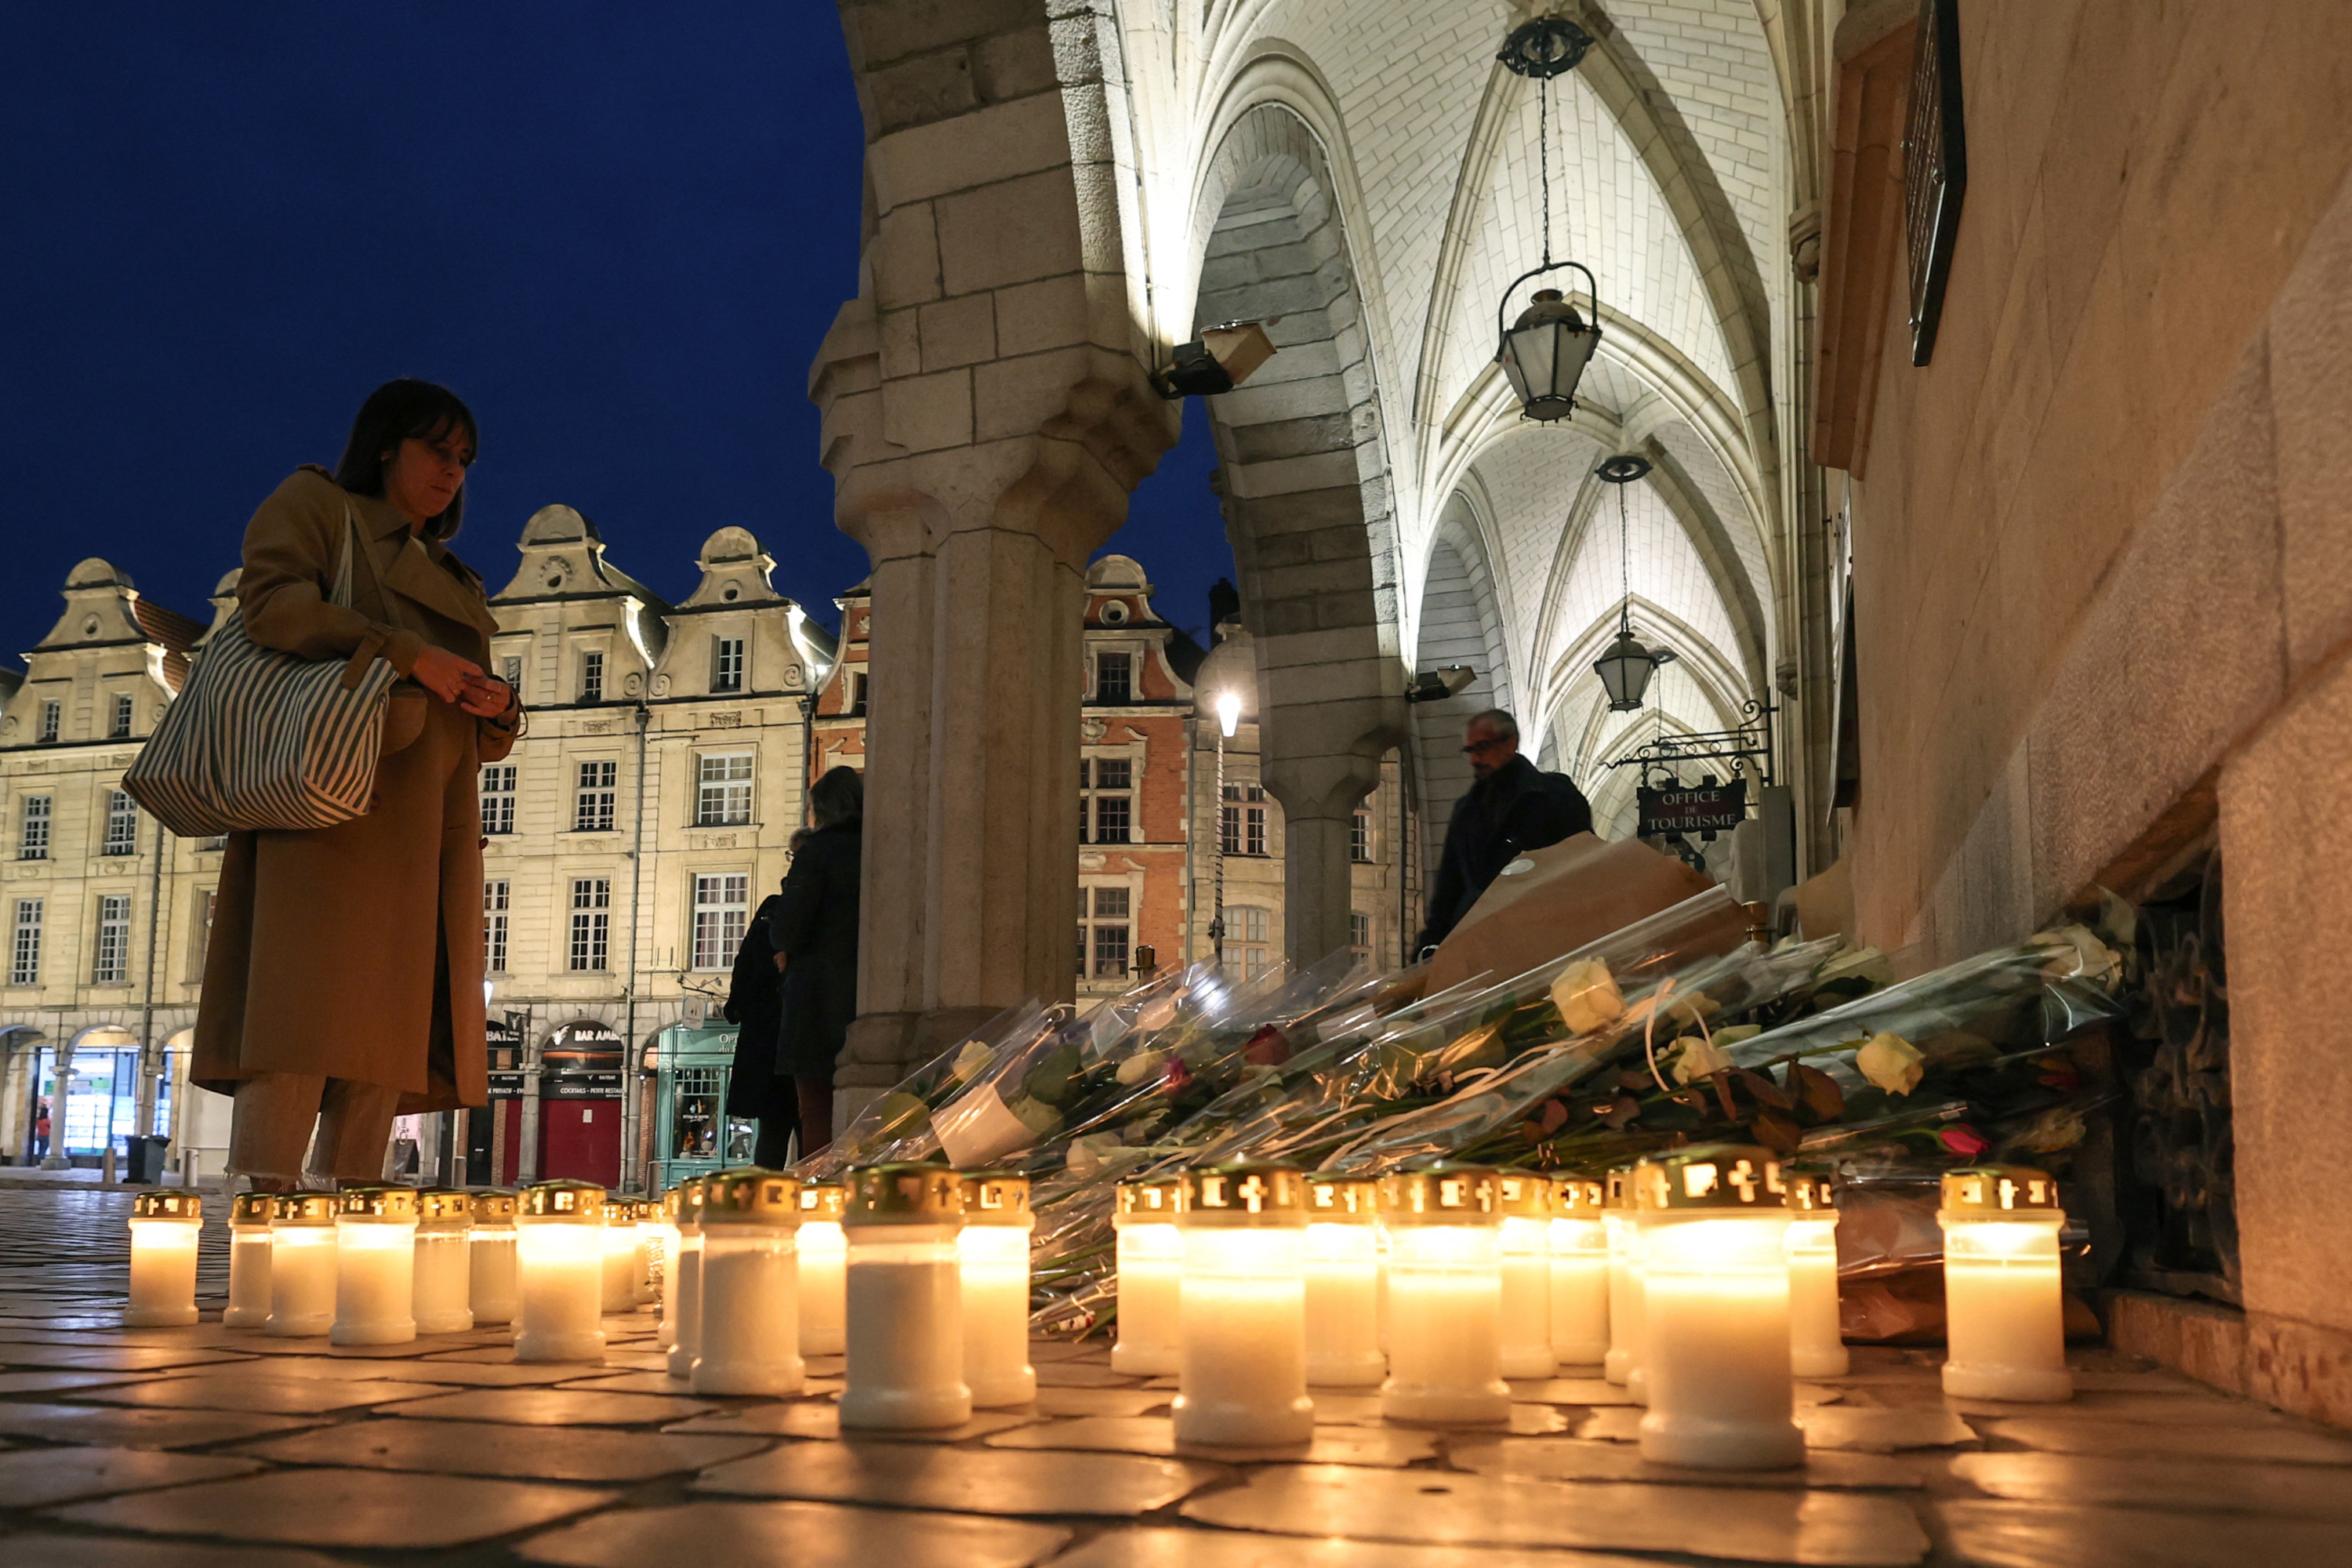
[1261,748,1385,971]
[819,0,1174,1120]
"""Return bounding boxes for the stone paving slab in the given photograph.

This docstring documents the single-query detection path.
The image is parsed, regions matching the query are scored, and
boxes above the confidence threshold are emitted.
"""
[385,1386,720,1425]
[695,1439,1228,1517]
[0,1370,168,1396]
[515,1497,1074,1568]
[667,1402,1040,1443]
[1448,1434,1934,1490]
[1034,1362,1147,1388]
[0,1444,267,1508]
[1043,1529,1673,1567]
[1936,1498,2352,1568]
[1180,1463,1933,1565]
[1951,1450,2352,1521]
[46,1465,617,1547]
[2,1535,351,1568]
[985,1414,1443,1467]
[1035,1386,1174,1417]
[0,1399,317,1449]
[0,1342,255,1371]
[189,1352,582,1386]
[65,1372,461,1414]
[1979,1414,2352,1465]
[227,1414,772,1481]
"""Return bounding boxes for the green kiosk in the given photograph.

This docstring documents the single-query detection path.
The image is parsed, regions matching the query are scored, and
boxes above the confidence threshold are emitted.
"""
[648,1022,756,1194]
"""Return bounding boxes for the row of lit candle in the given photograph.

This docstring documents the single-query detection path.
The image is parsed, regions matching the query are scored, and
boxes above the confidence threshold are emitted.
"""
[1105,1151,2072,1467]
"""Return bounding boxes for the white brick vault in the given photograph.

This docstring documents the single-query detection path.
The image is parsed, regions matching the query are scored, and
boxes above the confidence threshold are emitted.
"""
[818,0,1838,1074]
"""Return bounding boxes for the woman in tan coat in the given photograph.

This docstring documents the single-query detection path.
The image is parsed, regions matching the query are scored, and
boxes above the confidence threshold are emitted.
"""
[194,379,521,1186]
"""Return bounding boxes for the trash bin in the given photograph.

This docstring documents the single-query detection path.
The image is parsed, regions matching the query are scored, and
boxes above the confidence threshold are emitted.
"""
[123,1134,171,1185]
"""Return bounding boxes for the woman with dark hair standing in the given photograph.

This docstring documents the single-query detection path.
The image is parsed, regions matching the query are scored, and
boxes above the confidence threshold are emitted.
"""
[765,768,862,1155]
[193,379,520,1188]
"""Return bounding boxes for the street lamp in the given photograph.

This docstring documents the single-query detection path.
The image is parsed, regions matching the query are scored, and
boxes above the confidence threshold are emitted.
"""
[1210,691,1242,971]
[1593,455,1662,712]
[1494,16,1603,423]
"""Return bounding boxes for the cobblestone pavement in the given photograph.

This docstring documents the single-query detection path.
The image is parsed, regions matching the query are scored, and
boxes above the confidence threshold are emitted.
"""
[1,1187,2347,1566]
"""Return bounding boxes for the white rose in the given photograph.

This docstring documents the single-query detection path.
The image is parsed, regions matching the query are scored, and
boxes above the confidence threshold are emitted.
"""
[1671,1034,1735,1084]
[949,1040,995,1083]
[1854,1031,1925,1096]
[1113,1049,1167,1087]
[1551,959,1625,1036]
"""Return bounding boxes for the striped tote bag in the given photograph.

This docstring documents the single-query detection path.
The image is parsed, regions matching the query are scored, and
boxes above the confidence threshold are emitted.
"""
[122,506,401,837]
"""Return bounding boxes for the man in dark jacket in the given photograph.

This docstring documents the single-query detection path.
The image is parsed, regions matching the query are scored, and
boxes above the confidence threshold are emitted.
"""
[1414,708,1593,956]
[724,892,795,1167]
[764,766,863,1156]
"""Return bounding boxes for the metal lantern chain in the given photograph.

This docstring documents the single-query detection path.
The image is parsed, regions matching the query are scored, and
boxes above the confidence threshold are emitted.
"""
[1499,16,1590,266]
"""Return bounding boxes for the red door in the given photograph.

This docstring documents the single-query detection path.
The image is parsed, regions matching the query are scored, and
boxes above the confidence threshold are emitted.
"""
[540,1097,622,1189]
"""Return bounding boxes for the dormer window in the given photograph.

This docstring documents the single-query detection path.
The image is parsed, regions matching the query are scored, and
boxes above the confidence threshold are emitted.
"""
[712,636,744,695]
[579,651,604,704]
[111,694,133,739]
[1101,601,1130,625]
[38,701,60,744]
[1094,652,1132,704]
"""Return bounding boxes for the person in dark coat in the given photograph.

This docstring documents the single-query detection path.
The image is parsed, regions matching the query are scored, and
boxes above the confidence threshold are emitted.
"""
[765,767,862,1156]
[723,891,796,1167]
[1414,708,1594,956]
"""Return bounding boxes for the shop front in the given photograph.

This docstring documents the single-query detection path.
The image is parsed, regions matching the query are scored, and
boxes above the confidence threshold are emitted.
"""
[648,1021,751,1195]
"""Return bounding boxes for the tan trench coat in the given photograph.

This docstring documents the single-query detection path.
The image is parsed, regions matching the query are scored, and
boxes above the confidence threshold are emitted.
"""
[192,466,517,1112]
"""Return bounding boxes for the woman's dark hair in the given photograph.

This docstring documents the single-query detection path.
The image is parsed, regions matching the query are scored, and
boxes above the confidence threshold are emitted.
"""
[809,766,864,829]
[333,379,479,541]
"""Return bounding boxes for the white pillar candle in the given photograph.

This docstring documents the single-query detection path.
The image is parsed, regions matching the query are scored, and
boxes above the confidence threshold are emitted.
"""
[653,1186,684,1349]
[1635,1145,1804,1471]
[1302,1175,1382,1388]
[331,1186,419,1346]
[1111,1176,1182,1375]
[1784,1168,1848,1378]
[665,1178,706,1379]
[515,1179,608,1363]
[1494,1172,1554,1381]
[223,1192,274,1330]
[1547,1176,1610,1367]
[266,1193,339,1337]
[840,1163,971,1430]
[958,1171,1036,1407]
[412,1189,474,1335]
[694,1169,804,1396]
[633,1199,662,1305]
[601,1206,640,1315]
[1938,1165,2072,1403]
[794,1181,847,1356]
[1174,1162,1314,1446]
[469,1189,521,1326]
[1378,1163,1510,1426]
[125,1190,204,1327]
[1602,1167,1647,1402]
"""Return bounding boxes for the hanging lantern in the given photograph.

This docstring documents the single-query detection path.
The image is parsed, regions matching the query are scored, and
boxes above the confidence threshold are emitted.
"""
[1937,1165,2072,1403]
[1594,455,1662,710]
[1494,16,1602,423]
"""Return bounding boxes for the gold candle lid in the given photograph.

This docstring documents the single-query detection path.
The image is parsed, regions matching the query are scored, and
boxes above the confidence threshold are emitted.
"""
[1634,1145,1786,1214]
[1602,1165,1639,1211]
[797,1181,845,1221]
[416,1188,474,1225]
[472,1189,519,1226]
[1114,1175,1181,1219]
[959,1171,1032,1226]
[844,1163,964,1225]
[1550,1174,1605,1215]
[1178,1161,1308,1227]
[1380,1162,1501,1225]
[336,1185,419,1222]
[1940,1164,2063,1216]
[1305,1174,1378,1221]
[520,1178,606,1223]
[132,1190,203,1221]
[272,1192,339,1225]
[673,1176,707,1228]
[1493,1171,1552,1218]
[1783,1166,1838,1214]
[230,1192,276,1226]
[704,1168,802,1225]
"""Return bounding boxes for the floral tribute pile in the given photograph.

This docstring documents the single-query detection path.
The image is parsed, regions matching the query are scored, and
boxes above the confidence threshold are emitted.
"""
[801,885,2132,1338]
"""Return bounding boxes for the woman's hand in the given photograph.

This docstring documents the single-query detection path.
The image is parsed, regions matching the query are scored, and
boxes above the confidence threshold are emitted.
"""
[410,645,484,705]
[456,672,514,718]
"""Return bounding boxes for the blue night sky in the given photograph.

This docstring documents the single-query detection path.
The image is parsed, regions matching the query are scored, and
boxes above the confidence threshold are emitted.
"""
[0,4,1228,670]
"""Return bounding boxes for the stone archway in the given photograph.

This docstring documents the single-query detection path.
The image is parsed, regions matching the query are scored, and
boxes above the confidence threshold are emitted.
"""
[1192,103,1409,969]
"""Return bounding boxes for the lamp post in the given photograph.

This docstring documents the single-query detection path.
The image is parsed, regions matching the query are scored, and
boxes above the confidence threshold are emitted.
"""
[1210,690,1241,971]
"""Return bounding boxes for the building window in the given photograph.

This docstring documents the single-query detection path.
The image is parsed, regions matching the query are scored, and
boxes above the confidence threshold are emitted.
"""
[1351,810,1372,862]
[9,899,40,986]
[1094,652,1132,704]
[1078,886,1130,980]
[712,636,744,694]
[1080,757,1134,844]
[19,797,50,862]
[850,671,869,717]
[574,760,617,832]
[187,888,215,979]
[1223,903,1271,982]
[481,764,517,835]
[102,790,139,856]
[111,693,135,739]
[695,753,753,827]
[500,655,523,691]
[671,1064,723,1159]
[484,880,510,975]
[579,650,604,703]
[691,873,750,971]
[93,894,131,984]
[1221,783,1267,856]
[38,700,60,743]
[1350,910,1371,961]
[568,877,611,971]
